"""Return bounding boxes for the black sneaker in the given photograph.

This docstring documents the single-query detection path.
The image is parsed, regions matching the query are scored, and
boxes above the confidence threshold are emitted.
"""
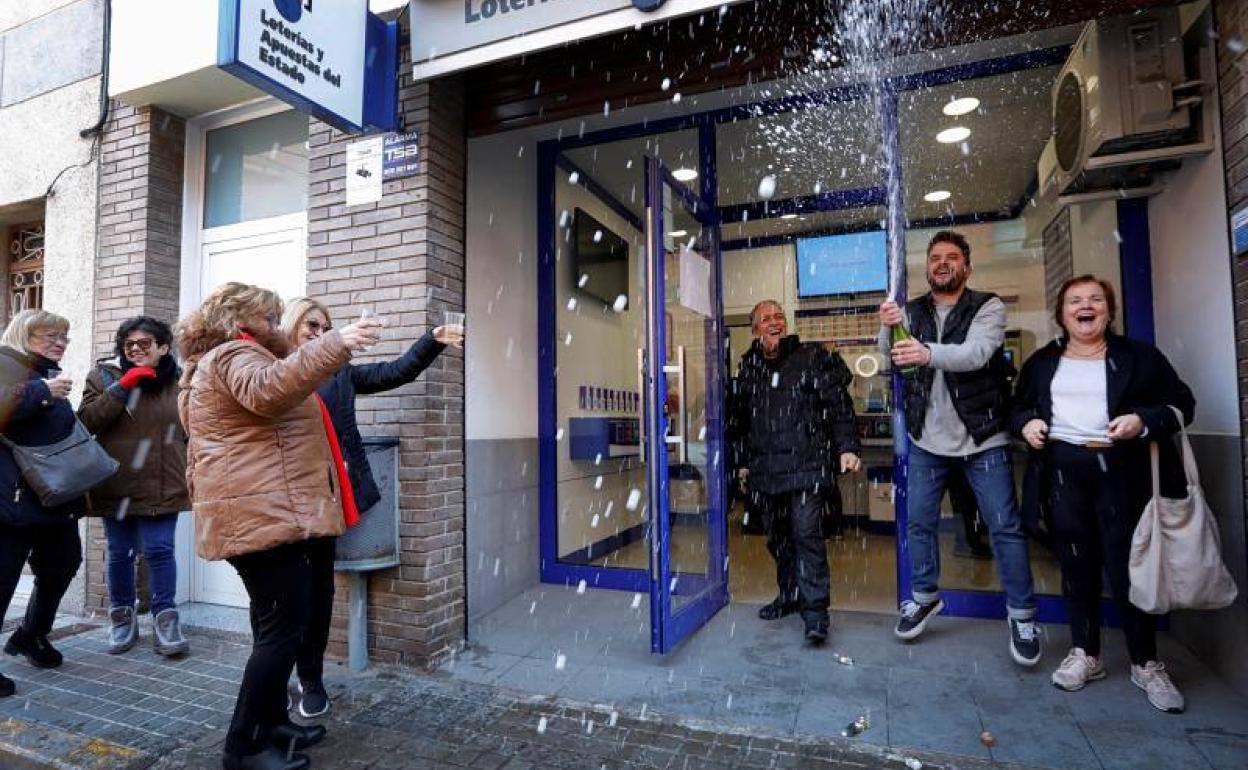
[0,672,14,698]
[894,599,944,641]
[757,596,800,621]
[267,722,327,751]
[804,615,829,644]
[298,680,330,718]
[221,746,310,770]
[4,627,63,669]
[1009,618,1042,667]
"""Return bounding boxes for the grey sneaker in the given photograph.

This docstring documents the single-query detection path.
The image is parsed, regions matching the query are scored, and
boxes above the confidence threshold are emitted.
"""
[1051,648,1106,691]
[108,606,138,654]
[1132,661,1185,713]
[153,609,189,657]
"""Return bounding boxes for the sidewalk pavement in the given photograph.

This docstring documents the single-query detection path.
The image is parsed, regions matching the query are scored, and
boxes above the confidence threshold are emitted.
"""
[0,616,991,770]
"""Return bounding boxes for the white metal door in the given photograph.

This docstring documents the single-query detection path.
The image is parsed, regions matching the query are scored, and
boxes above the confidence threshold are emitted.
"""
[177,99,311,609]
[183,213,307,607]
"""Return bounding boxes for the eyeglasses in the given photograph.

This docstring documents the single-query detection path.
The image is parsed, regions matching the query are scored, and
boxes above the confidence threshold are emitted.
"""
[123,338,155,353]
[33,331,69,345]
[304,319,331,333]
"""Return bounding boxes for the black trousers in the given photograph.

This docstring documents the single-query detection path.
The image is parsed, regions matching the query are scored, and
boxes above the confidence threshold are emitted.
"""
[0,522,81,638]
[754,488,829,620]
[1047,442,1157,664]
[225,541,312,757]
[295,536,336,684]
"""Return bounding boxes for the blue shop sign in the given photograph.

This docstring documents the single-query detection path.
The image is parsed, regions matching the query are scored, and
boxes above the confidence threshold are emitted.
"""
[218,0,397,133]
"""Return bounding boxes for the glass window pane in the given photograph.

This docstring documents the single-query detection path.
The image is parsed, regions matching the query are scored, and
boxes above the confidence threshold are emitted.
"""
[204,111,309,229]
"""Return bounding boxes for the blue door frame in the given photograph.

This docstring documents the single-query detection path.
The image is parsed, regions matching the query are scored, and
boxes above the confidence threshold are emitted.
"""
[536,42,1148,636]
[644,157,730,653]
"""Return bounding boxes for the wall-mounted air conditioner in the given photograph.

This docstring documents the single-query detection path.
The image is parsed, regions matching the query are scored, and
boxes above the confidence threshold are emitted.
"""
[1044,7,1212,199]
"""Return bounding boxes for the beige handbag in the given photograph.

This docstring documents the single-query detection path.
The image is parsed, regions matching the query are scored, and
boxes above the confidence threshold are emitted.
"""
[1128,409,1239,614]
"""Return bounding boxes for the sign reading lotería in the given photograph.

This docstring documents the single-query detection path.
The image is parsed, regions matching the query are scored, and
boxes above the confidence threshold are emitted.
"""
[409,0,748,81]
[219,0,393,133]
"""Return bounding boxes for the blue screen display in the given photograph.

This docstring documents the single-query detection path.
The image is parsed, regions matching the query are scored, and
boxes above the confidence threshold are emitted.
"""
[795,231,888,297]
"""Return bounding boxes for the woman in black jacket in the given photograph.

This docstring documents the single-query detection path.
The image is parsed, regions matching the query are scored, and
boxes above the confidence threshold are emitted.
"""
[0,310,87,698]
[1011,275,1195,714]
[281,298,462,717]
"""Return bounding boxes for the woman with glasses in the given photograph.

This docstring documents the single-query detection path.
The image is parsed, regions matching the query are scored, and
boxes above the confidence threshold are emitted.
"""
[0,310,86,699]
[79,317,190,657]
[279,298,462,718]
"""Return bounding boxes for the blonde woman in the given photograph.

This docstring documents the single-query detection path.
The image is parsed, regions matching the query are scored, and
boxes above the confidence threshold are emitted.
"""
[280,297,461,718]
[0,310,85,699]
[177,283,380,770]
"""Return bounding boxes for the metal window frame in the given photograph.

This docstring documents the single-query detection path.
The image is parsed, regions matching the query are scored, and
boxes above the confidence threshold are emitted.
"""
[535,42,1152,626]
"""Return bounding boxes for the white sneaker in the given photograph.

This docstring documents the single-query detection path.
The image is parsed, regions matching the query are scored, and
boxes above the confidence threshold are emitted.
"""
[1131,661,1185,713]
[1051,648,1105,691]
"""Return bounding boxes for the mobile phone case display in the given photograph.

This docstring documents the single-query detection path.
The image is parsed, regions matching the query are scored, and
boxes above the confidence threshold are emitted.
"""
[569,384,642,461]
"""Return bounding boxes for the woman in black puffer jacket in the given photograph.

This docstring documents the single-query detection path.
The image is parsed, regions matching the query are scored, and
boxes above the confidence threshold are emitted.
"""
[280,297,460,718]
[0,309,87,699]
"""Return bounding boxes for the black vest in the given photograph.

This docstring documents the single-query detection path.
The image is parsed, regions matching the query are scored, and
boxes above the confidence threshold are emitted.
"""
[903,289,1014,445]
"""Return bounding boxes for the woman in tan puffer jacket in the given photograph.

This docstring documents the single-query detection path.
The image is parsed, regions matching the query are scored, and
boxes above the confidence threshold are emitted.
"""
[177,282,379,770]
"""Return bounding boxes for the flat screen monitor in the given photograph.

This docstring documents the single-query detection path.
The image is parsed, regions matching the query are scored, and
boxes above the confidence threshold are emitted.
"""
[795,230,888,297]
[572,208,629,310]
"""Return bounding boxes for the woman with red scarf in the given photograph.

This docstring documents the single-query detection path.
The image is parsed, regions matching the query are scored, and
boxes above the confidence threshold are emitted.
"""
[178,283,381,770]
[281,297,461,719]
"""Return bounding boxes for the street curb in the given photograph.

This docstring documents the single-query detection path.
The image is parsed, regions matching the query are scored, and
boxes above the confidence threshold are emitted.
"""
[0,717,152,770]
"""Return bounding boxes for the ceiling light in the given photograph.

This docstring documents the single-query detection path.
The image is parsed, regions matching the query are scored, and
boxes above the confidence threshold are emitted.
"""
[780,213,798,220]
[936,126,971,144]
[668,229,688,238]
[672,167,698,182]
[924,190,951,203]
[942,97,980,116]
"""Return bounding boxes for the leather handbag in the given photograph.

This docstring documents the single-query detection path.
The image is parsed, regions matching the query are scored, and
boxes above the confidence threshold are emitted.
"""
[1128,408,1239,613]
[0,419,120,508]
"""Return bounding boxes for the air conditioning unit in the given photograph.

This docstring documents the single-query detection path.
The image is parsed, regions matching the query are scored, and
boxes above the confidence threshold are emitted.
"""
[1047,8,1200,197]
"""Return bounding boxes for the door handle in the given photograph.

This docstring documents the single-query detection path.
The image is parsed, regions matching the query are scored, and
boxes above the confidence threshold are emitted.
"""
[636,347,647,464]
[663,345,687,465]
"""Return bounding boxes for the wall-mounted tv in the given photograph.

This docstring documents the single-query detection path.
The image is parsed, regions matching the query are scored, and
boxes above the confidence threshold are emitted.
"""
[796,230,888,298]
[573,208,629,310]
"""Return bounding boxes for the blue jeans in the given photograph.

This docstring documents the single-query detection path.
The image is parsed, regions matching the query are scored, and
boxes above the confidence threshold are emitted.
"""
[906,444,1036,619]
[104,513,180,615]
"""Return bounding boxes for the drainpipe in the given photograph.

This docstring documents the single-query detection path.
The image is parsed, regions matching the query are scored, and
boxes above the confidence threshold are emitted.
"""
[80,0,112,137]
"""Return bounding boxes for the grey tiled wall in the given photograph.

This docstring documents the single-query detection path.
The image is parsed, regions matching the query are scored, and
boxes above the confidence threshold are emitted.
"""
[466,438,541,632]
[0,0,102,107]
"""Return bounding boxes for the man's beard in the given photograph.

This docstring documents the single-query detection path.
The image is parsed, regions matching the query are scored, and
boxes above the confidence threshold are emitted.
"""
[252,326,292,358]
[929,268,967,294]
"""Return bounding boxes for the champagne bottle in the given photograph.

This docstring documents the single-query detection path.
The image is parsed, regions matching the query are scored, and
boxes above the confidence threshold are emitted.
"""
[890,322,919,378]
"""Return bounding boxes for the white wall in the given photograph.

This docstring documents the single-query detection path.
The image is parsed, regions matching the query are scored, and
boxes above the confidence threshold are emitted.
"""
[109,0,218,97]
[1149,130,1238,435]
[722,245,797,321]
[464,131,539,441]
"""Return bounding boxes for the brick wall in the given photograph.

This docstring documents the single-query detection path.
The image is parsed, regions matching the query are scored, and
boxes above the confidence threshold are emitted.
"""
[85,102,185,612]
[1215,0,1248,557]
[307,72,467,668]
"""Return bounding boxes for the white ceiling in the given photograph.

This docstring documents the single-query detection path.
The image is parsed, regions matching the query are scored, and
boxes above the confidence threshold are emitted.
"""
[562,64,1060,241]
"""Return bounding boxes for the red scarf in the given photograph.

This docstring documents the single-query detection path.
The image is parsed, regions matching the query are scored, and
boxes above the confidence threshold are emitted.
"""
[238,332,359,528]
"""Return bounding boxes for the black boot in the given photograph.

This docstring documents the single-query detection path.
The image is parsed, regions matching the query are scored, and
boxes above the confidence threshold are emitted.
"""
[268,722,327,751]
[0,672,14,698]
[4,627,63,669]
[804,613,829,644]
[757,596,800,621]
[221,746,310,770]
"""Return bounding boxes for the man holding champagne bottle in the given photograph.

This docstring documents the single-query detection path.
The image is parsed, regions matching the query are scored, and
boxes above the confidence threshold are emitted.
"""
[878,230,1040,667]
